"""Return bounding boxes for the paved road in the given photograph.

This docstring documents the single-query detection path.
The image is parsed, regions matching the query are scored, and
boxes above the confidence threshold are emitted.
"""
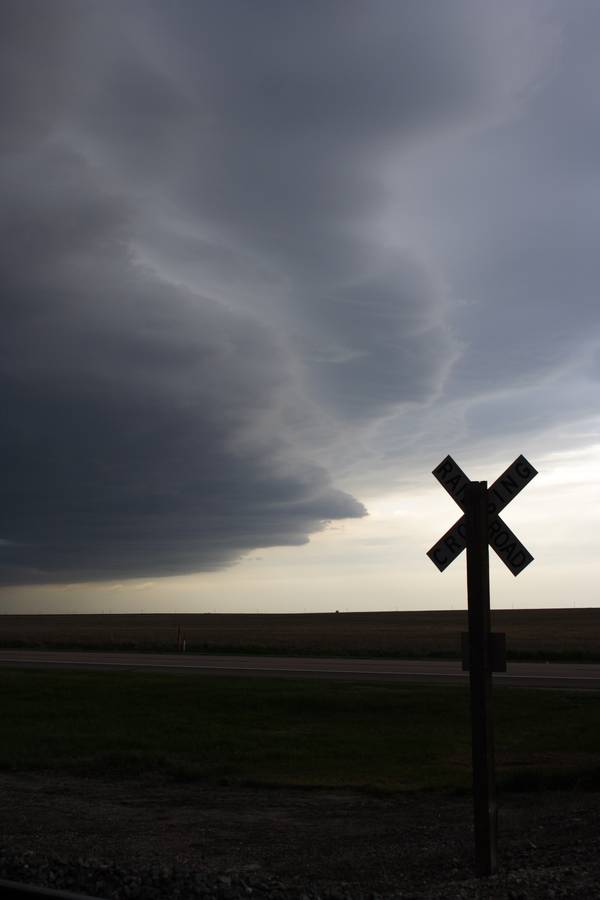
[0,649,599,690]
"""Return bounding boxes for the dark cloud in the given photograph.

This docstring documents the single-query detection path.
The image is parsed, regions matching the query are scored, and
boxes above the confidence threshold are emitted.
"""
[2,0,587,585]
[0,141,364,585]
[0,1,87,154]
[299,259,453,418]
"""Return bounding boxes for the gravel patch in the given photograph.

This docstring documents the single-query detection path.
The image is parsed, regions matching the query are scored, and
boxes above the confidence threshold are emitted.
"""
[1,773,599,899]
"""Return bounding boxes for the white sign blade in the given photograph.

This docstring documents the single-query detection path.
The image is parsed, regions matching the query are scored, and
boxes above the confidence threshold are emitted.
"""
[427,513,533,576]
[488,518,534,576]
[427,515,467,571]
[487,455,538,518]
[428,455,536,575]
[432,455,470,511]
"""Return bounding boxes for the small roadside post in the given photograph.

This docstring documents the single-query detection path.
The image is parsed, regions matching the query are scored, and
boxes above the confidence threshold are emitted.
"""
[427,455,537,876]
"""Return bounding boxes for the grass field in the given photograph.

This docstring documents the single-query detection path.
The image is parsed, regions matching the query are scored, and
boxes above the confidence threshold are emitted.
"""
[1,609,600,660]
[2,668,600,793]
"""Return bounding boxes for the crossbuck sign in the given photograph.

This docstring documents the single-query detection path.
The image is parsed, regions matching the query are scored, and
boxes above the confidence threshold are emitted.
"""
[427,453,537,877]
[427,454,537,576]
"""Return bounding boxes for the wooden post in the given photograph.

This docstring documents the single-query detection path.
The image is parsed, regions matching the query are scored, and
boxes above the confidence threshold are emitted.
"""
[466,480,497,876]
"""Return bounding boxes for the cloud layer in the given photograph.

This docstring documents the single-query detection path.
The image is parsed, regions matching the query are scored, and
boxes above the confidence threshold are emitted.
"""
[2,1,598,585]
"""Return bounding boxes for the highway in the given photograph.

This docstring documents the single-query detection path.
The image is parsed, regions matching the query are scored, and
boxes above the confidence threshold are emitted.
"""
[0,649,599,690]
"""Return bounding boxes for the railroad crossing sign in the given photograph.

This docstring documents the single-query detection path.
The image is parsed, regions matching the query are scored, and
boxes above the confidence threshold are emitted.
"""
[427,454,537,575]
[427,454,537,877]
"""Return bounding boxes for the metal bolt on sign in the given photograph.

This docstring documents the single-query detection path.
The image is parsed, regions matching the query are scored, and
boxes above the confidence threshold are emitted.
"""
[427,455,537,876]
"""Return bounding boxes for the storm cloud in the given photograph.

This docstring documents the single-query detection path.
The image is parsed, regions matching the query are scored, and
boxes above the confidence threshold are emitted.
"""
[2,1,597,586]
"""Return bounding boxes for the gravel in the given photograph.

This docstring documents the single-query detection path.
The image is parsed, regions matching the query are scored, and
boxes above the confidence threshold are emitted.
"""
[1,773,600,899]
[1,849,600,900]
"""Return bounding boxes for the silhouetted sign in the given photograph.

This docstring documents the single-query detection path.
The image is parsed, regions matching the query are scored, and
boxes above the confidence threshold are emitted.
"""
[427,455,537,576]
[428,460,536,878]
[486,455,537,516]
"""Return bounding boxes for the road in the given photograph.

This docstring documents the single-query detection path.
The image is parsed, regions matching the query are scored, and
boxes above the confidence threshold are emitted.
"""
[0,649,599,690]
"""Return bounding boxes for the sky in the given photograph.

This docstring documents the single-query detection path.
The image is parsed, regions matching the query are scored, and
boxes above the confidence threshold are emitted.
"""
[2,0,600,614]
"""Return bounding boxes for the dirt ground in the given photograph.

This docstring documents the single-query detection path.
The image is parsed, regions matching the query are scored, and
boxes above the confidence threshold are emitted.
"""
[2,771,600,897]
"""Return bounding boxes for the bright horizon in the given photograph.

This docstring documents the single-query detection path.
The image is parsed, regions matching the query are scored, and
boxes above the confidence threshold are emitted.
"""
[3,440,598,615]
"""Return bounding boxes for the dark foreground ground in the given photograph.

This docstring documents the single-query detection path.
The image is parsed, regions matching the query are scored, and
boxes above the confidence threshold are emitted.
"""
[2,613,599,898]
[1,772,598,899]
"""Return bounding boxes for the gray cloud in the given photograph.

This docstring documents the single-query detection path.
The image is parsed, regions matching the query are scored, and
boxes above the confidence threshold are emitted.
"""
[299,259,455,419]
[439,4,600,441]
[0,141,364,585]
[359,2,600,475]
[0,0,83,151]
[2,0,588,585]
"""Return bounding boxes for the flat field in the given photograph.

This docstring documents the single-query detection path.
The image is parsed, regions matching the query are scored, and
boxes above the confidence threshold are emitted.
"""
[1,608,600,660]
[2,668,600,792]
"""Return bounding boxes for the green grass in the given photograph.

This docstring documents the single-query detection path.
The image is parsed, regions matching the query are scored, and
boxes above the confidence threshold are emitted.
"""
[1,669,599,793]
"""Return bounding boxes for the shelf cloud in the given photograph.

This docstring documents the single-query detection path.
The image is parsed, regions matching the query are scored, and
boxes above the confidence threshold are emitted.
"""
[2,1,598,586]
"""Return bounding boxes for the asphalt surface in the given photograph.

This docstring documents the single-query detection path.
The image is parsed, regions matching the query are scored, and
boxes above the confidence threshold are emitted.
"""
[0,649,599,689]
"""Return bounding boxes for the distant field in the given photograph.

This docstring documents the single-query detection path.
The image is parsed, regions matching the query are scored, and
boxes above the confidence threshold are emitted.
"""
[1,608,600,660]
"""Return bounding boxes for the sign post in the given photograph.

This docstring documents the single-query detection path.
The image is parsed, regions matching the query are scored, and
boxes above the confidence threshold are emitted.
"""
[466,480,496,876]
[427,455,537,876]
